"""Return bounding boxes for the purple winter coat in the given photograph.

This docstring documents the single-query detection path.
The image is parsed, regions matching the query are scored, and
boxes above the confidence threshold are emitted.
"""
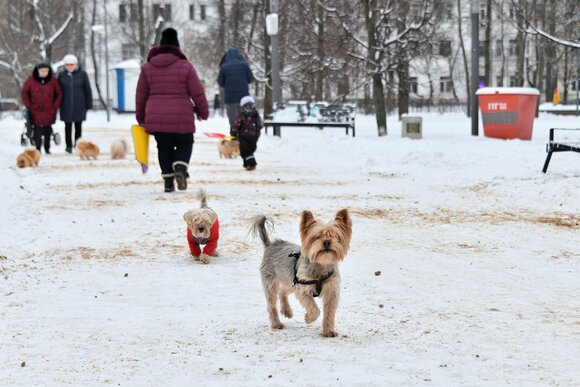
[136,46,209,134]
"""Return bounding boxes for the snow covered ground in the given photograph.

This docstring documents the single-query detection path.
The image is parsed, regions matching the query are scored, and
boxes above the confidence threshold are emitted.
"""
[0,109,578,386]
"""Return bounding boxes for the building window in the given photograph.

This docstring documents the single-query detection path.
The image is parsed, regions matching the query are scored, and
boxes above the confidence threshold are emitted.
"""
[479,42,484,57]
[496,75,503,87]
[189,4,195,20]
[439,40,451,57]
[200,4,206,21]
[122,44,139,60]
[509,39,517,56]
[494,40,503,57]
[509,75,516,87]
[439,76,452,93]
[119,3,137,22]
[479,2,486,21]
[119,4,127,22]
[443,0,453,19]
[409,77,418,94]
[153,3,172,22]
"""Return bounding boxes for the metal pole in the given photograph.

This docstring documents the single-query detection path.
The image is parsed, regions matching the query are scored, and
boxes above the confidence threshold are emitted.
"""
[576,49,580,115]
[270,0,281,106]
[470,0,479,136]
[104,0,111,122]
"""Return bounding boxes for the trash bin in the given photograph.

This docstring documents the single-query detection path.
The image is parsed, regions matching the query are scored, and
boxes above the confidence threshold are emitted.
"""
[476,87,540,140]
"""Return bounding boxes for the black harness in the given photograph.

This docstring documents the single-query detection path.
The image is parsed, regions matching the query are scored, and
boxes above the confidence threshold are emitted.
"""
[289,251,334,297]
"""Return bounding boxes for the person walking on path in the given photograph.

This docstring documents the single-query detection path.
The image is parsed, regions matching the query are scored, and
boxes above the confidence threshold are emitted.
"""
[136,27,209,193]
[217,48,255,129]
[231,95,262,171]
[58,54,92,153]
[21,63,62,154]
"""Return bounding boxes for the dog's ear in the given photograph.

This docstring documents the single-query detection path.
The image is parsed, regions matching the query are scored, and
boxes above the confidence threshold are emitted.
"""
[183,211,192,225]
[335,209,352,242]
[300,210,316,240]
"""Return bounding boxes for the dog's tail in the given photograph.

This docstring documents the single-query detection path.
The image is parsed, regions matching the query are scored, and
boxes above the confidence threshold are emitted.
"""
[198,189,208,208]
[249,215,273,247]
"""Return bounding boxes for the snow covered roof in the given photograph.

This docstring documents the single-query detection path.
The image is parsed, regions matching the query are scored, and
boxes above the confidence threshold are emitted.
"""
[114,59,141,69]
[476,87,540,96]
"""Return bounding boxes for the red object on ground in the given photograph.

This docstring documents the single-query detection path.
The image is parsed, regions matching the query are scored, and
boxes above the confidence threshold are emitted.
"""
[476,87,540,140]
[203,132,227,138]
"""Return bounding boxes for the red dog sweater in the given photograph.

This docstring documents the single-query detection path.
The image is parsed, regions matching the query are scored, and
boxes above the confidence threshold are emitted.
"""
[187,218,219,257]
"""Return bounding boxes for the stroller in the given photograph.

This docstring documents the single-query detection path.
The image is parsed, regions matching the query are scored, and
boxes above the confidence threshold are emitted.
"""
[20,109,61,147]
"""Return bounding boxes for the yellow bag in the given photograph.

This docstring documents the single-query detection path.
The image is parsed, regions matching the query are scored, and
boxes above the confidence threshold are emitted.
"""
[131,124,149,173]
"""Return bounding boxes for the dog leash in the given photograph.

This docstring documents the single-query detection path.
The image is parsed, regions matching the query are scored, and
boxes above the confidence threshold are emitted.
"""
[289,251,334,298]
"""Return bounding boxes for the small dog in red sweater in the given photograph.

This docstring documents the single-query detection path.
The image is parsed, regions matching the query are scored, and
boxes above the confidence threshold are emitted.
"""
[183,189,219,264]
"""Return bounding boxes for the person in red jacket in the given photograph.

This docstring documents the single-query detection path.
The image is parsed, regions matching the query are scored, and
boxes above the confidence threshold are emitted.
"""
[135,28,209,192]
[21,63,62,154]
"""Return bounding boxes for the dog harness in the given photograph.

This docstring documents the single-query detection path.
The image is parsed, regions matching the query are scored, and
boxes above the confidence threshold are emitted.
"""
[289,251,334,298]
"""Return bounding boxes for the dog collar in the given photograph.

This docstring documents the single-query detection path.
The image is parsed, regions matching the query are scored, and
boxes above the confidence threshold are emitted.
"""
[289,251,334,298]
[193,236,210,245]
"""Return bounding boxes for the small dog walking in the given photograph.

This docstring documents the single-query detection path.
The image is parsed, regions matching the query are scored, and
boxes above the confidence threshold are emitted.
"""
[76,139,100,160]
[110,139,128,159]
[16,147,41,168]
[250,209,352,337]
[183,189,220,264]
[218,139,240,159]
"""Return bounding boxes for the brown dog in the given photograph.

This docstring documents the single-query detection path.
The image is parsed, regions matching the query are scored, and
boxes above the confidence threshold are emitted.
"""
[218,139,240,159]
[16,148,41,168]
[76,139,100,160]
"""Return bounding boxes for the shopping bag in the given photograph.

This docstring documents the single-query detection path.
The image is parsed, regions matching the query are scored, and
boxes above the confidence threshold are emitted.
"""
[131,124,149,174]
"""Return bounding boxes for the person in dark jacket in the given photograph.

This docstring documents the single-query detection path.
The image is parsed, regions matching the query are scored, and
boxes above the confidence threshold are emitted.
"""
[58,54,92,153]
[135,28,209,192]
[231,96,262,171]
[21,63,63,154]
[217,48,255,129]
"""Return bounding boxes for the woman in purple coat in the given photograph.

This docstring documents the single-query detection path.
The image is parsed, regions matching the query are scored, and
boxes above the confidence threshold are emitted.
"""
[136,28,209,192]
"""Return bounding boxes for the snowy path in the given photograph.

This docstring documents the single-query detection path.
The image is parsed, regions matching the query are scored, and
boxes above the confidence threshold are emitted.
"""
[1,111,578,386]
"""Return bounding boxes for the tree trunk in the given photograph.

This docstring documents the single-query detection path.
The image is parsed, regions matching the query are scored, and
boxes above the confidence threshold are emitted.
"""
[90,0,106,109]
[138,0,146,61]
[314,5,324,101]
[217,0,226,116]
[457,0,471,117]
[364,0,387,136]
[397,59,409,119]
[515,1,526,86]
[484,0,492,86]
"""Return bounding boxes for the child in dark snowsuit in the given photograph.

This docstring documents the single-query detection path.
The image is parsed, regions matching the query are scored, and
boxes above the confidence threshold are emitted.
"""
[231,96,263,170]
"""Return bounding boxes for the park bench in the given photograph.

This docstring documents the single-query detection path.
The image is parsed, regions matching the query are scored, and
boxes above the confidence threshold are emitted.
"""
[541,128,580,173]
[264,102,356,138]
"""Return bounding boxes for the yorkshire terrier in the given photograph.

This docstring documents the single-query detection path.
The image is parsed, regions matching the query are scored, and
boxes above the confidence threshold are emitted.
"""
[76,139,100,160]
[183,189,220,264]
[250,209,352,337]
[110,139,128,159]
[218,139,240,159]
[16,147,41,168]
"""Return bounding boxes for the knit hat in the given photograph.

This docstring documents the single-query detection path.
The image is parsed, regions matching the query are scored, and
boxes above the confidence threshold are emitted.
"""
[63,54,78,65]
[240,96,255,106]
[36,63,51,70]
[160,28,180,47]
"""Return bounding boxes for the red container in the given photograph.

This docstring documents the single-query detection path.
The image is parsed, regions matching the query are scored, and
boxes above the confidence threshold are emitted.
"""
[476,87,540,140]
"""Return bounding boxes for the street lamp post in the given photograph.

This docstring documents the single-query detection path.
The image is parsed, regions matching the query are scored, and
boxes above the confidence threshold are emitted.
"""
[471,0,480,136]
[266,0,281,136]
[104,0,111,122]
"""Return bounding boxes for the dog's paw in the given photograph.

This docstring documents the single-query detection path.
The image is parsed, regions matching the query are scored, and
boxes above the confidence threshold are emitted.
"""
[192,255,201,261]
[281,306,293,319]
[271,322,284,330]
[200,253,211,264]
[322,330,338,338]
[304,309,320,324]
